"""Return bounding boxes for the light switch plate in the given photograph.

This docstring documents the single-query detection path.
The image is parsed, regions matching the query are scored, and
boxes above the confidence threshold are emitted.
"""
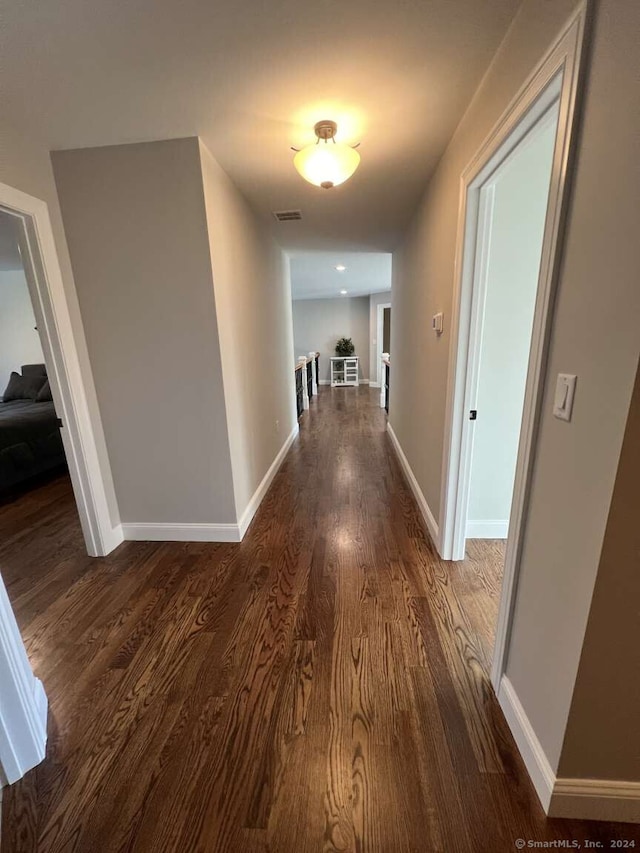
[432,312,444,334]
[553,373,577,422]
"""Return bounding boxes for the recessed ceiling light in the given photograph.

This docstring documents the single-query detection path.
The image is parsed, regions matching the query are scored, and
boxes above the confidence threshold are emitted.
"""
[335,264,346,272]
[340,289,348,295]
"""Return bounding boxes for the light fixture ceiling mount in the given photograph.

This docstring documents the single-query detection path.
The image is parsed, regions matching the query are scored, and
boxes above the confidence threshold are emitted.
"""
[292,120,361,190]
[314,120,338,141]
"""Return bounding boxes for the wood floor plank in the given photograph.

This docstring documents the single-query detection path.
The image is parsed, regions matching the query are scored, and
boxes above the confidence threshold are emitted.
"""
[1,387,639,852]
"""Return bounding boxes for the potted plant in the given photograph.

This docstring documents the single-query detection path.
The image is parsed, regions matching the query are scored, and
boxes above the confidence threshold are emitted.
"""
[335,337,355,356]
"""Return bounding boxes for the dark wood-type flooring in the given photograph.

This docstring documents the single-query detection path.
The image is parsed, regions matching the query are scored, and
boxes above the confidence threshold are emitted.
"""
[1,388,638,851]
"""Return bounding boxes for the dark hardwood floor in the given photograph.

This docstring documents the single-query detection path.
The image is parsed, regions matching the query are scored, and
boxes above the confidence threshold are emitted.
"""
[1,387,637,851]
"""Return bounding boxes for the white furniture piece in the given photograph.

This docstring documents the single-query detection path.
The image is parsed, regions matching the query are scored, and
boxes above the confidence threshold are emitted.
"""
[330,356,359,387]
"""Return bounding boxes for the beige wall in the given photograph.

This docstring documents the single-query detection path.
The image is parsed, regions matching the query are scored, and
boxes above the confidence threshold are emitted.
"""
[557,357,640,782]
[504,0,640,770]
[391,0,640,778]
[0,119,120,527]
[52,138,236,525]
[293,296,370,383]
[198,141,297,520]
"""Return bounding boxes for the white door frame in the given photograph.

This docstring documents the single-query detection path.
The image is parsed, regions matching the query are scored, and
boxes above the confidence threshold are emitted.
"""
[0,182,121,557]
[450,93,561,558]
[0,573,48,784]
[376,301,391,387]
[437,3,588,690]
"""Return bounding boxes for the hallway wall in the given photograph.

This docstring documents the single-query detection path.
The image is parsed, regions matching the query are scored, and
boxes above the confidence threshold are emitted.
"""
[199,140,297,522]
[52,138,237,526]
[391,0,640,794]
[53,136,297,534]
[556,356,640,787]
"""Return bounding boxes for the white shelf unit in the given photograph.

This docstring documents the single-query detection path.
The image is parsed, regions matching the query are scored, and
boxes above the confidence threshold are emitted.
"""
[330,356,359,387]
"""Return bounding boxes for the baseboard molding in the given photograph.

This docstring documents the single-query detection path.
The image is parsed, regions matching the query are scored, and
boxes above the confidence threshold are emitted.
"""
[497,676,555,811]
[498,675,640,823]
[237,424,299,538]
[550,779,640,823]
[121,521,241,542]
[386,423,439,549]
[466,519,509,539]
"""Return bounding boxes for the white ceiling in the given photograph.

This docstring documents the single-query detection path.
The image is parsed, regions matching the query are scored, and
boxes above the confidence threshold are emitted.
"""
[1,0,520,253]
[290,252,391,300]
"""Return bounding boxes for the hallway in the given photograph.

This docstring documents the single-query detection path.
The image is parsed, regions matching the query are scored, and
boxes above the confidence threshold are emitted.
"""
[1,388,634,851]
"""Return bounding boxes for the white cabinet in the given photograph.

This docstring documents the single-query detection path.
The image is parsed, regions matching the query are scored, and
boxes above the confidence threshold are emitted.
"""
[330,356,359,387]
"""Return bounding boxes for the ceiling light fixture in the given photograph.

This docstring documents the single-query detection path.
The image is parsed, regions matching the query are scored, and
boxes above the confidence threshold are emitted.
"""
[340,289,348,295]
[335,264,346,272]
[292,121,360,190]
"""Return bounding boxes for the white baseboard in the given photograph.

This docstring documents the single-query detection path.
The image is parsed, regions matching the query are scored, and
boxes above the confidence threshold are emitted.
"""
[120,424,299,545]
[497,676,556,811]
[466,519,509,538]
[386,422,439,549]
[318,379,330,385]
[370,381,380,388]
[550,779,640,823]
[237,424,299,538]
[498,675,640,823]
[121,521,241,542]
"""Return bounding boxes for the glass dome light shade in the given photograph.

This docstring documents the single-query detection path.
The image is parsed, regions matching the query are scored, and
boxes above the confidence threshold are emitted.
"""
[294,142,360,189]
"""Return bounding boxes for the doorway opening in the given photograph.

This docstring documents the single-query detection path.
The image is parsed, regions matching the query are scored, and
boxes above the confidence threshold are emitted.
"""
[376,301,392,389]
[465,104,559,543]
[0,210,71,507]
[0,183,119,557]
[438,4,587,692]
[445,100,559,670]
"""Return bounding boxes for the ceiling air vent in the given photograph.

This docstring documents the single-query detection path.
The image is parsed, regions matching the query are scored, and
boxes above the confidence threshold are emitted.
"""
[273,209,303,222]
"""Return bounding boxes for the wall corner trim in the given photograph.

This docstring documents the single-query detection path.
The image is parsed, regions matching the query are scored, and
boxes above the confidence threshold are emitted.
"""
[238,423,299,538]
[550,779,640,824]
[386,422,440,551]
[497,675,556,811]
